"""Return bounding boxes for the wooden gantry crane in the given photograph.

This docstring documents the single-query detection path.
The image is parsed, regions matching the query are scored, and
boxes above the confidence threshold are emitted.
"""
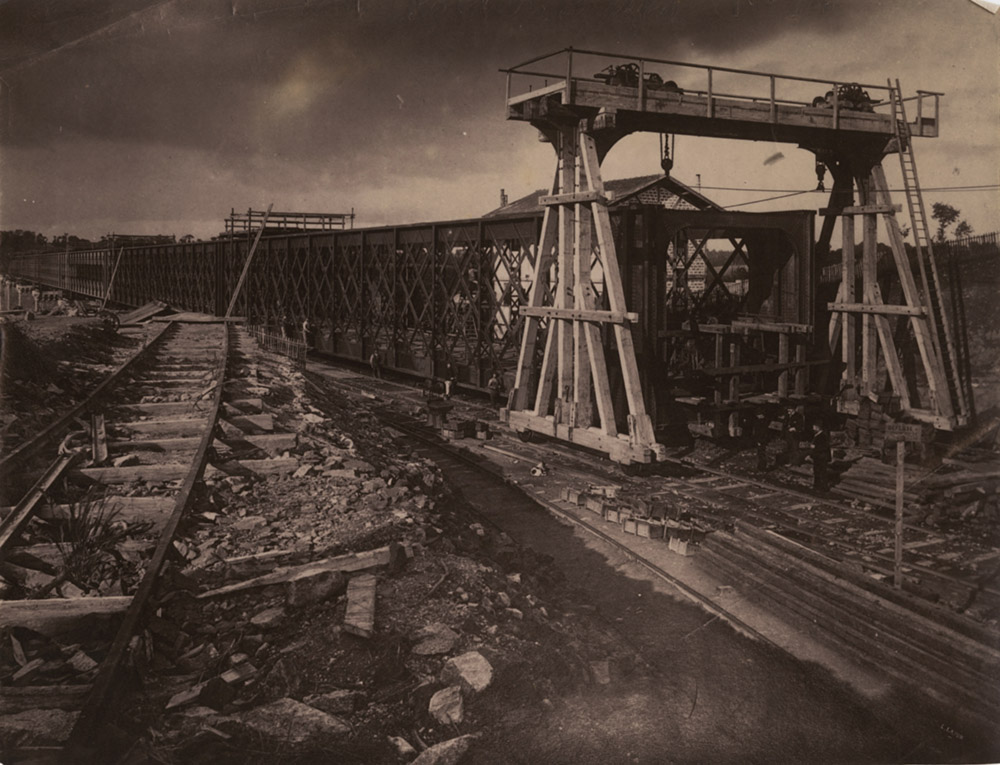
[500,48,967,466]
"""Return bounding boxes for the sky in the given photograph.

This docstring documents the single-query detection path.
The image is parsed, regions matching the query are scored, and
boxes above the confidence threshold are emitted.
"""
[0,0,997,242]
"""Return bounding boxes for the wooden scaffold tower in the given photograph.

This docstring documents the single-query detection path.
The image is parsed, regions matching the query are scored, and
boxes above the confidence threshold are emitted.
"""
[504,118,665,466]
[501,48,969,465]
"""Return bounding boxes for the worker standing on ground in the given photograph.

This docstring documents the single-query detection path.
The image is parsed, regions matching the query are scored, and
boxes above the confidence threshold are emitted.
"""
[810,420,831,491]
[783,406,805,466]
[487,371,502,407]
[444,362,456,399]
[370,350,381,379]
[753,410,770,472]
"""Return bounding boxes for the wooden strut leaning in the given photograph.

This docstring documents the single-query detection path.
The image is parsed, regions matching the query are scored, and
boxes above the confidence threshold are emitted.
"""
[225,203,273,319]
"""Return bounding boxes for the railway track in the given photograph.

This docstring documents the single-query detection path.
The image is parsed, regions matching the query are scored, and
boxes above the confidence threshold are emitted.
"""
[310,365,1000,736]
[0,320,228,761]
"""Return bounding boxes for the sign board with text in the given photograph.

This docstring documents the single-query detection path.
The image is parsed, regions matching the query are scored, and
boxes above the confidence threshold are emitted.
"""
[886,422,928,443]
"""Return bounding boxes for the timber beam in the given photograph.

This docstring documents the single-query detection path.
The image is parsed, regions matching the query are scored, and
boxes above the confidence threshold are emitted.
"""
[539,190,609,206]
[819,204,901,215]
[829,302,926,316]
[521,306,638,323]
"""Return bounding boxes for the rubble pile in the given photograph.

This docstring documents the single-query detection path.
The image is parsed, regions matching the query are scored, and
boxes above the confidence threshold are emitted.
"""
[105,344,644,763]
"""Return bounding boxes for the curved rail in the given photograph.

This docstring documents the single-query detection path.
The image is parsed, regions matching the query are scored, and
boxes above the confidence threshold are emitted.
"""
[0,321,229,762]
[66,323,229,758]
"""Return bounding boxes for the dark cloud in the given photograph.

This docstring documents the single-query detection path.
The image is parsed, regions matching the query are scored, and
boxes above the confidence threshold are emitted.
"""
[8,0,986,239]
[1,0,863,155]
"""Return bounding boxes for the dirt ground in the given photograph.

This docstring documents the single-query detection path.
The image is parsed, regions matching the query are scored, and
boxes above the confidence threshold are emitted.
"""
[2,318,996,764]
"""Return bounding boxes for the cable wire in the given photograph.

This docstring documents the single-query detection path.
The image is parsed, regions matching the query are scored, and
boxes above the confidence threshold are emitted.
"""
[699,183,999,193]
[722,190,813,209]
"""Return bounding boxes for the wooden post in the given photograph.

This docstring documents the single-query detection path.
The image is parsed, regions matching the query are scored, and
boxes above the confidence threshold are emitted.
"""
[841,215,855,385]
[794,342,806,396]
[714,333,724,433]
[894,439,905,589]
[728,338,740,435]
[573,133,593,428]
[91,414,108,465]
[861,212,878,396]
[778,331,789,398]
[557,132,576,416]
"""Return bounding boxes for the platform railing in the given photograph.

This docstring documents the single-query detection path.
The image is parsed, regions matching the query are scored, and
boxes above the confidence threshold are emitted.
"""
[246,323,307,368]
[501,47,941,130]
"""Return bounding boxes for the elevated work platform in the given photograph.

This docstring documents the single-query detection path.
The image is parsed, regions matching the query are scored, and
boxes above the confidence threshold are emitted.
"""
[500,48,964,466]
[502,48,941,152]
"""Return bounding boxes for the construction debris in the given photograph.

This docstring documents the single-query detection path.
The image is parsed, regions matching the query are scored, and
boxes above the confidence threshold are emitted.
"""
[342,573,377,638]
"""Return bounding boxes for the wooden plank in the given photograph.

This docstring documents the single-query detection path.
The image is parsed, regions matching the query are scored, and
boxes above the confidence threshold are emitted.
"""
[699,359,825,376]
[73,463,189,484]
[539,189,608,206]
[108,436,201,453]
[521,306,638,323]
[119,300,168,325]
[343,573,377,638]
[0,596,131,635]
[819,204,901,215]
[223,413,274,433]
[828,302,925,316]
[220,432,298,455]
[223,398,264,415]
[119,418,206,437]
[113,401,202,417]
[730,319,812,334]
[204,458,299,479]
[0,684,91,712]
[197,545,394,600]
[131,376,208,388]
[507,410,653,464]
[581,134,656,447]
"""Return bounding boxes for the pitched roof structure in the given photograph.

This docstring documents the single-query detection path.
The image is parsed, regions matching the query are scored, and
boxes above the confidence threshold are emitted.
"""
[483,174,722,218]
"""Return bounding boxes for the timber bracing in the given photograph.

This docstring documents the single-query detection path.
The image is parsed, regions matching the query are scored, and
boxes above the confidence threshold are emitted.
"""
[504,121,663,465]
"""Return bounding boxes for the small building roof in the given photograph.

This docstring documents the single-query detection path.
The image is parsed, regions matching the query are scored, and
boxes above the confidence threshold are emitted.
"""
[483,174,722,218]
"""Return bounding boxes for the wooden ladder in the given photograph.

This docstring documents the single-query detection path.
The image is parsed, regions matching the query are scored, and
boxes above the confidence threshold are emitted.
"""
[888,81,969,420]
